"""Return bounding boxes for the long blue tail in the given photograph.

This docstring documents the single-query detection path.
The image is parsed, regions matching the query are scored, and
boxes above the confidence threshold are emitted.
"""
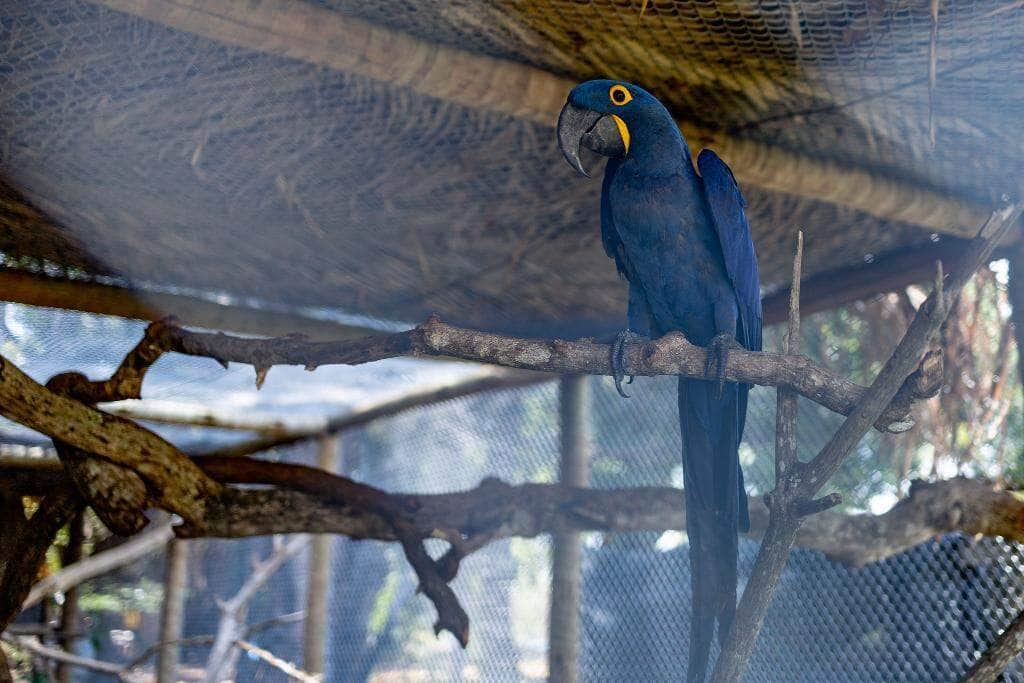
[680,377,750,683]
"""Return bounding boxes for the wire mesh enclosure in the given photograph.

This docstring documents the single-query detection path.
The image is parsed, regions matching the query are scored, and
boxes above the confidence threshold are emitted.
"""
[3,0,1021,333]
[2,0,1024,681]
[4,300,1022,681]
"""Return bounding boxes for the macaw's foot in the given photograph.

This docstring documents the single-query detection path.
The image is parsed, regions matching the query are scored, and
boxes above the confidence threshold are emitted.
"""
[704,332,742,398]
[610,330,647,398]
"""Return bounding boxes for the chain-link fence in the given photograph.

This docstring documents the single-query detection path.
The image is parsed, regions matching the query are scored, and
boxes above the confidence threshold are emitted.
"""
[6,303,1021,681]
[3,0,1024,677]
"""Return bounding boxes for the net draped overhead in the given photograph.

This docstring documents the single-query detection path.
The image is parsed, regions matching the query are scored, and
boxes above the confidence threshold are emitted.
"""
[1,0,1020,334]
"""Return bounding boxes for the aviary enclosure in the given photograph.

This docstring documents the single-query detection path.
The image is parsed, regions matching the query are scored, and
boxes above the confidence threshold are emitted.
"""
[1,1,1023,681]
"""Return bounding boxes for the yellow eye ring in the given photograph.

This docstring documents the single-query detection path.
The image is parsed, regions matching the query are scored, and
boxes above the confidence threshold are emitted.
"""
[609,84,633,106]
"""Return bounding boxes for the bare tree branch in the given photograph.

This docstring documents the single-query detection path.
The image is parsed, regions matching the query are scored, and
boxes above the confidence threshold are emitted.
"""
[202,369,548,459]
[22,522,174,611]
[203,536,308,683]
[1,634,125,678]
[234,640,320,683]
[152,316,939,435]
[103,405,296,435]
[180,463,1024,568]
[5,456,1024,568]
[0,356,222,529]
[123,611,305,674]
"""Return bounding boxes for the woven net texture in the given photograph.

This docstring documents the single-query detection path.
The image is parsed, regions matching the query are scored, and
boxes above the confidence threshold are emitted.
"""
[19,370,1024,682]
[2,1,1021,335]
[5,303,1023,681]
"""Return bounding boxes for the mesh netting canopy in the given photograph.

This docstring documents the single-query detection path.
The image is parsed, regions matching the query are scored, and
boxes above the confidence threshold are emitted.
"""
[2,0,1021,335]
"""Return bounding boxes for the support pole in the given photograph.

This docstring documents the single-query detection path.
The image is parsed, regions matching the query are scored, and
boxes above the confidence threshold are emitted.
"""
[548,375,591,683]
[303,434,338,677]
[1007,245,1024,399]
[57,512,85,683]
[157,539,189,683]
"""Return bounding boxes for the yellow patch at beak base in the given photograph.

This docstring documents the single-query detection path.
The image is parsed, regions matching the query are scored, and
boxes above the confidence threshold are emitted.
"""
[611,114,630,154]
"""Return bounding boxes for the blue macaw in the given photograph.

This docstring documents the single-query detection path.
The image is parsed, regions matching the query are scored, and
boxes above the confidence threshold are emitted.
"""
[557,80,761,682]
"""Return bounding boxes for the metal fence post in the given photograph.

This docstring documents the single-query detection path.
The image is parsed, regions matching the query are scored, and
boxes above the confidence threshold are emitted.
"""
[304,433,339,677]
[1008,245,1024,403]
[549,375,591,683]
[157,538,189,683]
[57,511,85,683]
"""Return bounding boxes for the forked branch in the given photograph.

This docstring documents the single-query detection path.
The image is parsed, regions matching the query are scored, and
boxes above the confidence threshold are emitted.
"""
[139,313,939,434]
[711,201,1022,682]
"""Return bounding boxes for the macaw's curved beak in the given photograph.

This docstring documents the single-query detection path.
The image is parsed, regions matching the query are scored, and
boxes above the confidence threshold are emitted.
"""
[557,102,626,177]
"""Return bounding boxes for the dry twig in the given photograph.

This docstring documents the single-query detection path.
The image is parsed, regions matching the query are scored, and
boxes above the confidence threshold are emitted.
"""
[22,523,174,611]
[202,536,308,683]
[234,640,320,683]
[1,634,126,679]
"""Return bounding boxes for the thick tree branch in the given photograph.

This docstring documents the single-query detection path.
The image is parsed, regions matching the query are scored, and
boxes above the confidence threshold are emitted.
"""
[0,355,222,529]
[88,314,940,436]
[175,461,1024,568]
[7,458,1019,570]
[7,457,1024,654]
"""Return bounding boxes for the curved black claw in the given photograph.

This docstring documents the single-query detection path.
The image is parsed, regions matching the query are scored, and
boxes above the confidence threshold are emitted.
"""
[705,332,742,399]
[611,330,647,398]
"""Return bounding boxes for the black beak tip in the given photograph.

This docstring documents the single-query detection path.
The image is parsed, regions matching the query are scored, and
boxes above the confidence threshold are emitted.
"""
[557,101,600,179]
[560,145,590,178]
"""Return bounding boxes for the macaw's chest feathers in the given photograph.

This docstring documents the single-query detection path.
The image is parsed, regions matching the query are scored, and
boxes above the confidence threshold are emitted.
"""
[605,163,736,343]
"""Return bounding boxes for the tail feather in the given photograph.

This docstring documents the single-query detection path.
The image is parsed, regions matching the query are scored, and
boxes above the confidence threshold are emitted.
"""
[680,377,747,682]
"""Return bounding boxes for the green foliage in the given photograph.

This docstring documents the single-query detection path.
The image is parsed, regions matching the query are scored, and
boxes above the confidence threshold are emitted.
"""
[367,558,401,638]
[79,577,164,614]
[795,261,1022,511]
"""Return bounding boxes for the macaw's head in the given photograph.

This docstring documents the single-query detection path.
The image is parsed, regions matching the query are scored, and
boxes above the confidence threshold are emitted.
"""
[557,79,675,177]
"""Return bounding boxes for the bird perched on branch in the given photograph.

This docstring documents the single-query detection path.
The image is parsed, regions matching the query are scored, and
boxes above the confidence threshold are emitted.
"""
[557,80,761,681]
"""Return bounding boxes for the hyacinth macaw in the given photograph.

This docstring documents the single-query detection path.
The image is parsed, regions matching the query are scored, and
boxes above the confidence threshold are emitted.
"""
[557,80,762,682]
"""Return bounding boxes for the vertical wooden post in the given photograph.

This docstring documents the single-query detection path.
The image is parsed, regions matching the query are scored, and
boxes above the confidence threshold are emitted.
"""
[57,512,85,683]
[40,583,58,680]
[548,375,591,683]
[303,434,338,677]
[1007,246,1024,398]
[157,539,189,683]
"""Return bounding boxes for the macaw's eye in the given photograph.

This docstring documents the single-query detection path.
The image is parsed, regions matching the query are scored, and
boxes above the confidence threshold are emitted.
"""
[609,84,633,106]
